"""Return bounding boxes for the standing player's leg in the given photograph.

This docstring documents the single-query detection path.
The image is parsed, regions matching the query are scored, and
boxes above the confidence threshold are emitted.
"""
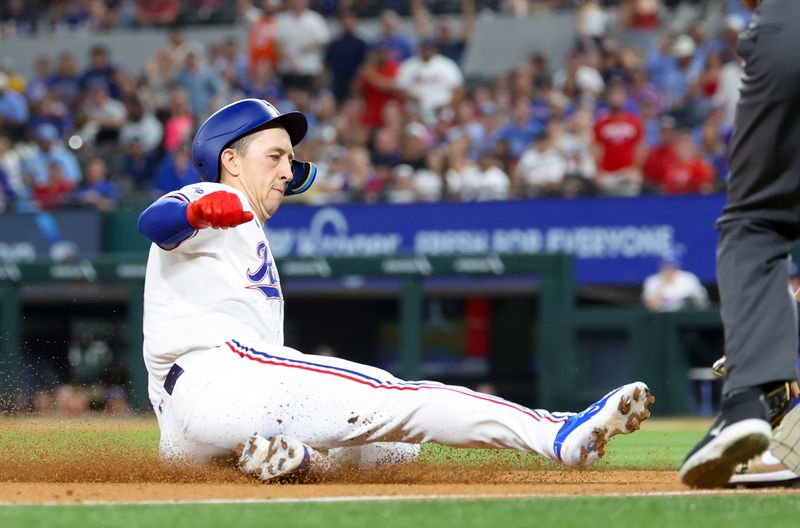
[680,0,800,487]
[679,221,797,488]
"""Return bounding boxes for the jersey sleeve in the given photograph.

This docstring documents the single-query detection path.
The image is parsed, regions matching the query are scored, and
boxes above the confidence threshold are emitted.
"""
[138,183,229,254]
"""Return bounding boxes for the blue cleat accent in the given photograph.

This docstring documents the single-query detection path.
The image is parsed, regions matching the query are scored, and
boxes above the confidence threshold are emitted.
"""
[553,382,654,466]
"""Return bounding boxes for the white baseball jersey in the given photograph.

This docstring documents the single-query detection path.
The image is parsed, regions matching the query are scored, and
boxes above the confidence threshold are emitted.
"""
[143,181,284,408]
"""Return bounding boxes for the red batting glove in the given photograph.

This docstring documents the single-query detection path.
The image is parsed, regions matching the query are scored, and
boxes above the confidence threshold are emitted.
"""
[186,191,254,229]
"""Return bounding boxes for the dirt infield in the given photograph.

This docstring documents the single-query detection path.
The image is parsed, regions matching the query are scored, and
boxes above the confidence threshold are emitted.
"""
[1,470,682,505]
[0,417,790,505]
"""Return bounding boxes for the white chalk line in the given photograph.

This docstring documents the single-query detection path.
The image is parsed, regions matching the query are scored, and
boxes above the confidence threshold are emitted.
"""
[2,487,799,507]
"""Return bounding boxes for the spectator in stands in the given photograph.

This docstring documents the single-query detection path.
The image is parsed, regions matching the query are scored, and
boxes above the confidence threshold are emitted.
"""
[575,0,606,52]
[374,9,415,63]
[213,37,248,85]
[23,123,82,186]
[135,0,182,26]
[555,109,596,183]
[25,55,51,104]
[642,116,679,193]
[396,38,463,126]
[242,60,284,103]
[664,35,705,128]
[30,94,74,145]
[0,72,28,139]
[384,163,417,204]
[274,0,330,92]
[472,151,511,201]
[593,82,644,196]
[399,122,430,170]
[153,141,199,194]
[713,50,744,130]
[79,44,122,100]
[411,0,475,66]
[357,43,402,129]
[325,10,368,104]
[553,50,605,101]
[157,29,192,71]
[643,250,709,312]
[444,99,484,148]
[444,137,477,200]
[119,96,163,155]
[618,0,660,53]
[645,33,676,92]
[600,44,636,86]
[34,161,75,211]
[656,131,715,195]
[0,0,36,38]
[343,145,380,203]
[630,65,664,117]
[77,156,119,212]
[413,149,446,202]
[687,19,715,80]
[309,146,348,204]
[176,46,222,118]
[495,97,544,161]
[371,126,403,168]
[245,0,281,77]
[698,115,728,183]
[121,135,157,189]
[516,131,568,198]
[80,79,127,145]
[162,87,194,152]
[47,52,81,106]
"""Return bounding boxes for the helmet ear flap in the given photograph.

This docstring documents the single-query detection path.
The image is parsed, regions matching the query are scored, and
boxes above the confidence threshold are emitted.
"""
[286,161,317,196]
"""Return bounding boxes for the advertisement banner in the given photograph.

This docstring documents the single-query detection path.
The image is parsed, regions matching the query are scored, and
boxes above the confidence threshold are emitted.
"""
[0,209,103,263]
[266,194,725,285]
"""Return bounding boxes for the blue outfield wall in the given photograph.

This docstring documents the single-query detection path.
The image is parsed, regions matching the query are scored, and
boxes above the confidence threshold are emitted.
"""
[266,194,726,285]
[0,194,726,286]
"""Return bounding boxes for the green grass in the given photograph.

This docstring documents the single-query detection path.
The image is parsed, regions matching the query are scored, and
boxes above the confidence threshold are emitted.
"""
[0,418,706,471]
[5,419,787,528]
[2,496,799,528]
[421,426,705,470]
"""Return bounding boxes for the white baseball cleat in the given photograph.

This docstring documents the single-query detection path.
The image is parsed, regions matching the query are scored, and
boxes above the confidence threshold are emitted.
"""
[553,382,655,467]
[236,434,311,482]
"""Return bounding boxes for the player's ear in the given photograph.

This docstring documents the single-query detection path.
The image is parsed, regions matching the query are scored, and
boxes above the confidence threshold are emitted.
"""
[220,148,240,178]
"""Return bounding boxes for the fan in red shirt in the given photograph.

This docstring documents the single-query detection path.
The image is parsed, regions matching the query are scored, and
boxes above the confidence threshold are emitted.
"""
[357,43,402,129]
[594,83,644,196]
[642,116,679,191]
[658,132,715,195]
[35,161,75,210]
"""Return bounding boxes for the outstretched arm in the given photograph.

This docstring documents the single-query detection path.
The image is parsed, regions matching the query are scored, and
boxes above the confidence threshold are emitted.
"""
[138,190,253,250]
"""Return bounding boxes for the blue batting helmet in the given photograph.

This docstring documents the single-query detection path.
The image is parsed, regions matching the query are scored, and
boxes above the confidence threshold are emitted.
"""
[191,98,317,196]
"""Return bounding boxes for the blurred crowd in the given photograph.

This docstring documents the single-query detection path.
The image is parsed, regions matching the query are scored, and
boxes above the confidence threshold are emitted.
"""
[0,0,752,214]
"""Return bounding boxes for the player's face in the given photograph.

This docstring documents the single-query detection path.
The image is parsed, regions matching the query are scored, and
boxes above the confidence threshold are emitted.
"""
[238,127,294,220]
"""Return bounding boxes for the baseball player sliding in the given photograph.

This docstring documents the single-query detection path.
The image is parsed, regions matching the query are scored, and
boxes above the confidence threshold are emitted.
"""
[137,98,655,481]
